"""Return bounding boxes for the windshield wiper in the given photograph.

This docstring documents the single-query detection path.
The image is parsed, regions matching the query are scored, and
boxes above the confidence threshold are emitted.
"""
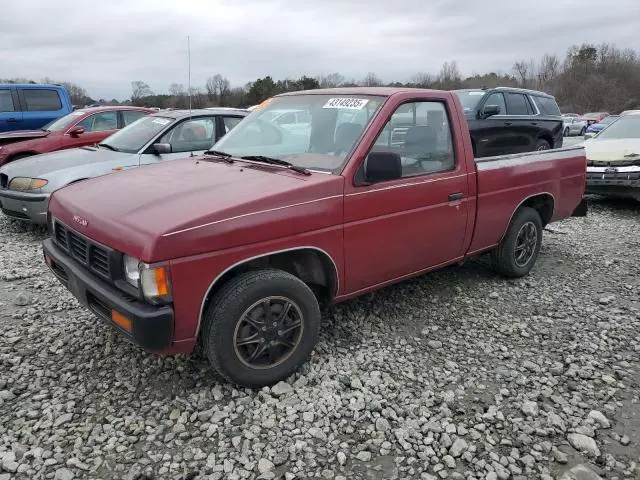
[240,155,311,175]
[204,149,234,164]
[98,143,119,152]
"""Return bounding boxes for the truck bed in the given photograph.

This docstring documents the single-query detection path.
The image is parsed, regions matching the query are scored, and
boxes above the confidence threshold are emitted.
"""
[468,146,586,255]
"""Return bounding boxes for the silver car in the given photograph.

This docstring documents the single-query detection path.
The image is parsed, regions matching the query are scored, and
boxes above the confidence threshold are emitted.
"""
[0,108,248,224]
[562,115,587,137]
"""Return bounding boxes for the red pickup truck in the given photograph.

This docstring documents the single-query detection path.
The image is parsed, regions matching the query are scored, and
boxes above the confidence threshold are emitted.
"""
[42,88,587,387]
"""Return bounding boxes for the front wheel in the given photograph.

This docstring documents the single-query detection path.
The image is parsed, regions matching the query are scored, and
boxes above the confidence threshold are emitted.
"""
[201,269,321,387]
[563,127,569,137]
[491,207,543,278]
[580,127,586,136]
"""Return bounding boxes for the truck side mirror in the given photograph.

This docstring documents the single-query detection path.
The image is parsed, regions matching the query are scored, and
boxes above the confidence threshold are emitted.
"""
[153,143,172,155]
[480,104,501,119]
[364,151,402,183]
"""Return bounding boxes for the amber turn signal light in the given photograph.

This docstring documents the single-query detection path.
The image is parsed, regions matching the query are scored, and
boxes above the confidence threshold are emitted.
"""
[111,310,132,332]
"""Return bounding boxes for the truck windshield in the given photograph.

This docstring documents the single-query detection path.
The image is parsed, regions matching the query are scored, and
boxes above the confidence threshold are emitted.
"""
[42,111,85,131]
[100,116,175,153]
[453,91,486,112]
[592,115,640,140]
[213,94,385,173]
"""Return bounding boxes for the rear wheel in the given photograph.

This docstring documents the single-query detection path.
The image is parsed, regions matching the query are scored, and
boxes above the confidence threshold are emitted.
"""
[201,269,321,387]
[580,127,586,136]
[491,207,543,278]
[563,127,569,137]
[535,139,551,151]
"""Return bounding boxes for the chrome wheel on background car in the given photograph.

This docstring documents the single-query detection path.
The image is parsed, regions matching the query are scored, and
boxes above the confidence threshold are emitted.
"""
[233,296,304,369]
[564,128,570,137]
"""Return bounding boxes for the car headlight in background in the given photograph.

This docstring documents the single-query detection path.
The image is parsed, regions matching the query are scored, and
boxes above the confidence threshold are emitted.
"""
[8,177,48,191]
[123,255,172,303]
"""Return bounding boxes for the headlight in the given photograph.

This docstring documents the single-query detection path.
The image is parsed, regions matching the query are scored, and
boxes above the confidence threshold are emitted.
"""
[122,255,172,303]
[123,255,141,287]
[8,177,48,191]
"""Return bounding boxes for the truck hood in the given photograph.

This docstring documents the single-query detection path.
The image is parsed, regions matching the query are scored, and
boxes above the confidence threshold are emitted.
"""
[584,139,640,162]
[48,157,344,262]
[0,147,137,178]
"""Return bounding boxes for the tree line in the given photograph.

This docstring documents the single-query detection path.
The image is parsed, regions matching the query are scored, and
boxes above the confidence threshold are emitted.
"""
[4,43,640,114]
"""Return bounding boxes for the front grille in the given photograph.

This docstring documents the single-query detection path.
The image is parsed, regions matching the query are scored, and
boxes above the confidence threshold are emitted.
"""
[0,173,8,189]
[587,172,640,181]
[54,220,112,279]
[587,159,640,167]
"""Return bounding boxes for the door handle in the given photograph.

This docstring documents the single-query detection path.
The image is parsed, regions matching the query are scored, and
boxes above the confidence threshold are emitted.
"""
[531,122,538,125]
[448,192,464,201]
[7,118,18,123]
[504,121,512,126]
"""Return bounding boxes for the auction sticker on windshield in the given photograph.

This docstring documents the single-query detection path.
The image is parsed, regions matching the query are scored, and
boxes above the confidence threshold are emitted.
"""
[323,98,369,110]
[152,118,171,125]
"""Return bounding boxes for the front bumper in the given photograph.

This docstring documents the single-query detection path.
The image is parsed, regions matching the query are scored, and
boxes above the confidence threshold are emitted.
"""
[0,189,49,224]
[43,238,174,351]
[586,166,640,200]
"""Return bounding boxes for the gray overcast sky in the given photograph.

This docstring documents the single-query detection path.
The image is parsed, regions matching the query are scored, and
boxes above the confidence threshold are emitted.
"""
[1,0,639,100]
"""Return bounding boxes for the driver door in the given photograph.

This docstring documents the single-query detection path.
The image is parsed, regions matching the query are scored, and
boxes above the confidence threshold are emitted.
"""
[140,116,217,164]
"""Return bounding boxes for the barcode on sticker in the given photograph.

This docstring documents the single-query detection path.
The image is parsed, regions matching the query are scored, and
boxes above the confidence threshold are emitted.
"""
[322,98,369,110]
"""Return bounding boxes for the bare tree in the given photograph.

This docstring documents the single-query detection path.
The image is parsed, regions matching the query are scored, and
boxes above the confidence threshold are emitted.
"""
[317,73,345,88]
[512,61,531,88]
[169,83,186,97]
[536,54,560,89]
[131,81,152,103]
[436,61,462,89]
[206,74,231,106]
[361,72,382,87]
[411,72,435,88]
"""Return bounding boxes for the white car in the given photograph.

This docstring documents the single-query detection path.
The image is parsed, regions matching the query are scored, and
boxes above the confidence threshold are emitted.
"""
[562,115,587,137]
[584,112,640,201]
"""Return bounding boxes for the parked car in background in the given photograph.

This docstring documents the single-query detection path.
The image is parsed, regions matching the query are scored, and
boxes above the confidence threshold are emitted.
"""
[579,112,609,126]
[0,106,155,166]
[0,108,248,223]
[42,87,586,387]
[563,115,587,137]
[584,114,619,138]
[0,84,74,133]
[453,87,563,157]
[584,112,640,201]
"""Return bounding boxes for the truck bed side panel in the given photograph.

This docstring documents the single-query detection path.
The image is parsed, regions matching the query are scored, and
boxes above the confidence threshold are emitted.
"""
[468,147,586,254]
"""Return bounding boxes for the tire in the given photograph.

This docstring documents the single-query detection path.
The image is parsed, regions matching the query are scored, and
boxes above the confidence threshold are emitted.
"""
[535,139,551,151]
[201,269,321,387]
[580,127,586,136]
[563,127,569,137]
[491,207,543,278]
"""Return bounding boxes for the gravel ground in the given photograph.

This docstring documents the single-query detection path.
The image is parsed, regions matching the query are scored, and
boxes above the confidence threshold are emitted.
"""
[1,196,639,480]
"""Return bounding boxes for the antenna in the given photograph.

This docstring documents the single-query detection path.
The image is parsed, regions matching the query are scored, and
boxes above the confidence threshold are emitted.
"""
[187,35,192,115]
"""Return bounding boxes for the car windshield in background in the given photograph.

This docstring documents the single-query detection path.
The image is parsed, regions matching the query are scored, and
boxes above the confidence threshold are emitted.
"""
[212,94,385,172]
[593,115,640,140]
[100,116,175,153]
[600,115,619,124]
[42,111,86,131]
[453,91,486,112]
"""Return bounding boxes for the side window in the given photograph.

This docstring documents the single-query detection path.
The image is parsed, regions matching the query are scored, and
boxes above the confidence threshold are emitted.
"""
[0,90,15,112]
[122,110,148,126]
[483,92,506,115]
[159,117,216,153]
[533,96,561,116]
[77,111,118,132]
[372,101,455,177]
[22,89,62,111]
[222,116,244,133]
[504,93,529,115]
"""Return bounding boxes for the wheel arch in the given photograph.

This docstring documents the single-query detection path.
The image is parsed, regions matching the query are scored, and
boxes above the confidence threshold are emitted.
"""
[500,192,555,241]
[195,246,340,339]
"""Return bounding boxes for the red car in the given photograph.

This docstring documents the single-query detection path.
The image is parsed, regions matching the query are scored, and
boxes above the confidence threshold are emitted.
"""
[0,106,155,166]
[43,88,587,387]
[579,111,609,126]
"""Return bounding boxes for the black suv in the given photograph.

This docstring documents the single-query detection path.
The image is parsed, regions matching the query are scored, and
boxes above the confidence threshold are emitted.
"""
[453,87,563,158]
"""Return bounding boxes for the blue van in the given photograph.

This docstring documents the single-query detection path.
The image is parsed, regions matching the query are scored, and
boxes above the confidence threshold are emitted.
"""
[0,84,73,132]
